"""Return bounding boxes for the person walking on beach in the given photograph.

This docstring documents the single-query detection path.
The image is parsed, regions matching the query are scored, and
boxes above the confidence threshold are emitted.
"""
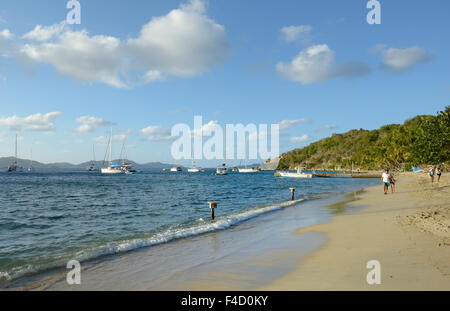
[381,169,391,195]
[390,173,396,193]
[428,166,435,183]
[436,166,442,183]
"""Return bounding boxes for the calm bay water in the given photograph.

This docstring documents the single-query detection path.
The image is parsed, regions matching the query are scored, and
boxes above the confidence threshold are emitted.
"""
[0,170,376,283]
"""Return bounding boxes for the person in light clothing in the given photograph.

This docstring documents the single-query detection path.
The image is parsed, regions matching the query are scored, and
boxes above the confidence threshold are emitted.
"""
[381,169,391,195]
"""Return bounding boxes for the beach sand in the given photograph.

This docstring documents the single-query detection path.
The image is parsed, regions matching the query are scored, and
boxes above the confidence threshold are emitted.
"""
[261,172,450,290]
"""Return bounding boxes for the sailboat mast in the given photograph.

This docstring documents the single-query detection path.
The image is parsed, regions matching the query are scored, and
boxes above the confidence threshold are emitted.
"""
[109,128,113,165]
[15,134,18,165]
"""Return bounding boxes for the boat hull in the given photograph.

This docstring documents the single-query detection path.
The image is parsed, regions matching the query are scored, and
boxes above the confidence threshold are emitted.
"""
[101,167,124,174]
[188,168,201,172]
[277,172,313,178]
[238,168,259,173]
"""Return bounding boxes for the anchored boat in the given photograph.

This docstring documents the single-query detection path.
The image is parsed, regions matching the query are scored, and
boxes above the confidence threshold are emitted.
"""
[275,166,313,178]
[7,135,21,172]
[101,129,124,174]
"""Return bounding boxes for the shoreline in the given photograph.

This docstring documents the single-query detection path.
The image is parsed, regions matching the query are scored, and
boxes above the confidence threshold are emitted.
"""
[3,181,375,291]
[261,172,450,290]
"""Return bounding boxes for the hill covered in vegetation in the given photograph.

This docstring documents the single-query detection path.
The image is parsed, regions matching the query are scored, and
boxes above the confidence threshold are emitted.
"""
[278,107,449,171]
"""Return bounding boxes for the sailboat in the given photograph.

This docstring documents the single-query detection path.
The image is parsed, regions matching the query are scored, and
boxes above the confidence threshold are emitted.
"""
[187,150,202,172]
[87,145,96,171]
[238,159,259,173]
[28,149,33,172]
[119,135,136,174]
[170,166,182,172]
[187,161,202,173]
[7,135,21,172]
[101,129,123,174]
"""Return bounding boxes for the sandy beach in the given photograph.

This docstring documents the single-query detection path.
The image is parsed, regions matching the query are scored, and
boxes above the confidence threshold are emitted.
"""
[262,172,450,290]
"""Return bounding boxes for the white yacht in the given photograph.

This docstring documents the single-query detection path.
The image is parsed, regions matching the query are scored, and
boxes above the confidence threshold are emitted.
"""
[188,160,202,173]
[276,166,313,178]
[101,129,124,174]
[170,166,182,172]
[238,159,259,173]
[238,167,259,173]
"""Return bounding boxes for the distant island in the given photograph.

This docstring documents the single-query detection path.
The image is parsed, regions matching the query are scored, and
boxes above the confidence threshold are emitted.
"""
[278,106,449,171]
[0,158,178,171]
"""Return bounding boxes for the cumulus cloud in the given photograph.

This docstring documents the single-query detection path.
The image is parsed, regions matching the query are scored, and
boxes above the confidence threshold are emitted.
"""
[278,118,310,130]
[139,125,174,142]
[290,134,313,143]
[379,46,431,72]
[23,22,66,42]
[21,30,127,88]
[0,29,13,40]
[3,0,230,88]
[76,116,115,133]
[276,44,371,84]
[280,25,312,42]
[93,129,131,144]
[0,112,62,132]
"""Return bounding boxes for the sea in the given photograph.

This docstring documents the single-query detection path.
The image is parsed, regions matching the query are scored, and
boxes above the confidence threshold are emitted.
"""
[0,169,377,287]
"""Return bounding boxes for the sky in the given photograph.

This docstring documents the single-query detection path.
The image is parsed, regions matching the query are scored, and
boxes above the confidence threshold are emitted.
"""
[0,0,449,167]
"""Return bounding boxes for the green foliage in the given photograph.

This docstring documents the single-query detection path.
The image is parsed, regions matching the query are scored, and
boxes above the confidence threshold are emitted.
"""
[278,107,450,170]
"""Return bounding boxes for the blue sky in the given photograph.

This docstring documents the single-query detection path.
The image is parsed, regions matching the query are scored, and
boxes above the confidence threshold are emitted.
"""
[0,0,448,166]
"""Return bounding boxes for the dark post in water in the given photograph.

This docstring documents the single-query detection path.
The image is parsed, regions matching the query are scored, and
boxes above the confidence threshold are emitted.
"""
[208,201,218,220]
[290,188,296,200]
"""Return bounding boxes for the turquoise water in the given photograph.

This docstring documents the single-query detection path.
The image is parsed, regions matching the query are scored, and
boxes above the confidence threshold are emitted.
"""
[0,170,376,283]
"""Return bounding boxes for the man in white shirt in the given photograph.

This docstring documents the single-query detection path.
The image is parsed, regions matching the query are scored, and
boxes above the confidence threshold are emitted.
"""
[381,169,391,195]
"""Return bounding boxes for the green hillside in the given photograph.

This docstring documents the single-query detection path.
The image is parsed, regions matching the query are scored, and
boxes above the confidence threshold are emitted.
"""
[278,107,449,171]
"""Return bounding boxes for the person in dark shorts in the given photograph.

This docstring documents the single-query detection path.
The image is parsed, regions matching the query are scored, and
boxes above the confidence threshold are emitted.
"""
[436,166,442,183]
[390,174,396,193]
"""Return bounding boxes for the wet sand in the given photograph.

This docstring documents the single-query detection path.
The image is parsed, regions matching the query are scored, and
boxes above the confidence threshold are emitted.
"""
[6,195,353,290]
[262,173,450,290]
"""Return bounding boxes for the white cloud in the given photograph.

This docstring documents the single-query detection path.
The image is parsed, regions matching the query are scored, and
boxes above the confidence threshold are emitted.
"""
[276,44,371,84]
[190,120,220,137]
[76,116,115,133]
[113,129,131,142]
[139,125,174,142]
[380,46,431,72]
[316,124,338,132]
[290,134,313,143]
[279,118,310,130]
[21,30,126,88]
[0,29,13,40]
[93,129,130,144]
[11,0,230,88]
[23,22,66,42]
[368,43,387,54]
[280,25,312,42]
[0,112,62,132]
